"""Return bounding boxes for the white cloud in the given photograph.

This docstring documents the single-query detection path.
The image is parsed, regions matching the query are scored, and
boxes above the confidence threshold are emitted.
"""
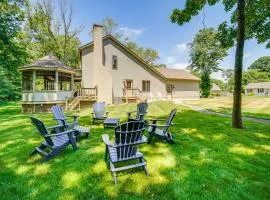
[164,56,177,65]
[117,27,144,39]
[171,62,188,70]
[175,43,187,52]
[243,53,251,59]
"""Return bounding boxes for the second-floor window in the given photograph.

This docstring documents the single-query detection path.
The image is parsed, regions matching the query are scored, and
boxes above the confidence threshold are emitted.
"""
[142,80,150,92]
[112,55,118,69]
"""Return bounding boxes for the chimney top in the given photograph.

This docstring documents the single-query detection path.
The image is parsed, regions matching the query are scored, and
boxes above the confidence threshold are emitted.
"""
[93,24,103,28]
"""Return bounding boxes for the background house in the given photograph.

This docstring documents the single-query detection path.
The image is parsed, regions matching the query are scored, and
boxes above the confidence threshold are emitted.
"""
[211,83,222,96]
[245,82,270,96]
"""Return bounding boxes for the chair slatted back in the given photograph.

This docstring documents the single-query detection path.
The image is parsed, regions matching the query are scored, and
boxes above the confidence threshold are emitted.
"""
[30,117,54,146]
[163,108,177,134]
[93,102,106,118]
[136,102,148,120]
[51,105,65,126]
[114,121,146,159]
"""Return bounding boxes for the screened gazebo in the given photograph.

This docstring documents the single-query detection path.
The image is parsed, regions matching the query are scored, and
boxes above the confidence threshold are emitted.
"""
[20,55,75,112]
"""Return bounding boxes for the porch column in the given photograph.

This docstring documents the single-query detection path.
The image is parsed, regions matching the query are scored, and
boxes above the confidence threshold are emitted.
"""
[55,71,59,91]
[71,73,74,91]
[32,70,36,92]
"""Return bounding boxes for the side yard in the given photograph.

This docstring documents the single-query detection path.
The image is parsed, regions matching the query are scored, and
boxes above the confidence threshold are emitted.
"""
[0,102,269,199]
[184,96,270,119]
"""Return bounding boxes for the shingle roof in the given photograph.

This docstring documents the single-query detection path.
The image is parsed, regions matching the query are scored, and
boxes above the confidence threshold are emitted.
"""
[246,82,270,89]
[212,83,221,91]
[22,55,73,71]
[156,68,200,81]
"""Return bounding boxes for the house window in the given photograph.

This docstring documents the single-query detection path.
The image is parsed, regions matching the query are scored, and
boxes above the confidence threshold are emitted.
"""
[126,80,133,89]
[258,88,264,93]
[166,84,173,94]
[112,55,118,69]
[142,80,150,92]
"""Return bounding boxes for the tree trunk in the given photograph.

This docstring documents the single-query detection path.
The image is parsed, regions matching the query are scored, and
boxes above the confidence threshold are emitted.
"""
[232,0,245,128]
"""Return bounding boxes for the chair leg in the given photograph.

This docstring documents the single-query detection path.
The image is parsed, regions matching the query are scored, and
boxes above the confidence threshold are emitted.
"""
[41,147,61,162]
[104,146,108,161]
[30,143,47,156]
[110,161,117,185]
[70,137,78,151]
[147,132,153,144]
[139,157,149,176]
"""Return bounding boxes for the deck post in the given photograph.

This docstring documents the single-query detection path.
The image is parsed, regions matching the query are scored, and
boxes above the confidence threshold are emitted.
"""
[55,71,59,91]
[32,70,36,92]
[71,74,74,91]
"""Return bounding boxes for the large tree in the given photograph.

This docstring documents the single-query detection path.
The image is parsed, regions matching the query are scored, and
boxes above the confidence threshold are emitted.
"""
[188,28,227,97]
[25,0,81,66]
[0,0,28,101]
[248,56,270,77]
[171,0,270,128]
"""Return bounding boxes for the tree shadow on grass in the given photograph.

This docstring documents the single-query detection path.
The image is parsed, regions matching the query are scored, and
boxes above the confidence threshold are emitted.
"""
[0,103,269,199]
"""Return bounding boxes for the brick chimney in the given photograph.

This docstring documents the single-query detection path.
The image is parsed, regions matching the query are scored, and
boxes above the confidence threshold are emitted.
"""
[93,24,103,67]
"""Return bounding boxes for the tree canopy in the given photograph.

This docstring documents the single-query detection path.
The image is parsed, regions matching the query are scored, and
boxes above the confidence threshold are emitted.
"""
[248,56,270,76]
[25,0,81,66]
[0,0,28,101]
[188,28,228,97]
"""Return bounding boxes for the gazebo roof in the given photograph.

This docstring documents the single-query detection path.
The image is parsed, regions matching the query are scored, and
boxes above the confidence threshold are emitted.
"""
[21,55,74,73]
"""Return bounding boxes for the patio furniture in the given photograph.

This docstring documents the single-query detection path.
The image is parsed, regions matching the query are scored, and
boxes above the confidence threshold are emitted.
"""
[127,102,148,122]
[103,118,120,128]
[102,121,149,185]
[30,117,78,162]
[92,102,108,123]
[51,105,89,138]
[147,108,177,144]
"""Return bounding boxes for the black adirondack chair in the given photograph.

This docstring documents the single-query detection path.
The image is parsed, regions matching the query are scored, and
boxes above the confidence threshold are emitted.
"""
[30,117,78,162]
[91,102,109,123]
[102,121,149,185]
[51,105,89,138]
[127,102,148,122]
[147,108,177,144]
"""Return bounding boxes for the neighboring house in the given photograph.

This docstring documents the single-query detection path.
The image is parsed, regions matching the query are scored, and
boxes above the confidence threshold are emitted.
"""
[211,83,222,96]
[245,82,270,96]
[20,24,200,112]
[79,24,200,104]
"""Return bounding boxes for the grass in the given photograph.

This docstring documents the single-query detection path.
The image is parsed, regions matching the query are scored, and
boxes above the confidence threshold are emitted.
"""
[184,96,270,120]
[0,101,269,200]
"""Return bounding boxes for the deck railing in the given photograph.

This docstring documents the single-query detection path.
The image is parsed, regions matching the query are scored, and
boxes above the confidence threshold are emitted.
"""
[73,87,97,99]
[122,88,142,102]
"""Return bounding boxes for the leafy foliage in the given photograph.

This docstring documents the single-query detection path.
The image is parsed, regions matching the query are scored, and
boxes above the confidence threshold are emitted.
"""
[200,71,212,97]
[248,56,270,76]
[25,0,81,66]
[188,28,227,97]
[211,78,225,91]
[0,0,28,101]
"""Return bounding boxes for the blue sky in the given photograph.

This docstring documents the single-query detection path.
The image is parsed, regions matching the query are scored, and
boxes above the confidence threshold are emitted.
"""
[69,0,269,79]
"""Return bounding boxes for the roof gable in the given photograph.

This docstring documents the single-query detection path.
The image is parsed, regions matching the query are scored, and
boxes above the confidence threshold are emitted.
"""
[79,35,199,81]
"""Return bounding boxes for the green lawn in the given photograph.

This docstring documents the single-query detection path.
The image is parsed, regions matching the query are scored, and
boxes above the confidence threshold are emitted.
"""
[0,102,269,199]
[185,96,270,120]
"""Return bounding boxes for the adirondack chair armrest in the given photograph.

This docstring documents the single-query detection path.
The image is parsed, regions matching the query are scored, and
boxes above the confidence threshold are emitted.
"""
[102,134,114,147]
[148,119,167,123]
[47,124,64,130]
[148,124,170,128]
[45,129,75,137]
